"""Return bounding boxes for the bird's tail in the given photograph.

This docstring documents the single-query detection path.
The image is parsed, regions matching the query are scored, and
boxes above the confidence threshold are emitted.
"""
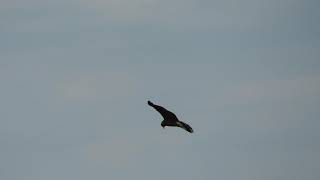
[177,121,193,133]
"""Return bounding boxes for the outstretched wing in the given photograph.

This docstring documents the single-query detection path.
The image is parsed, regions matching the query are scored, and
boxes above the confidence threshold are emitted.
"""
[148,101,178,121]
[176,121,194,133]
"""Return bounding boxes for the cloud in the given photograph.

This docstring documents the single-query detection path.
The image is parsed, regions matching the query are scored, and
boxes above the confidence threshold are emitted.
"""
[202,74,320,136]
[55,70,139,103]
[222,75,320,104]
[85,137,141,168]
[78,0,304,31]
[84,129,192,170]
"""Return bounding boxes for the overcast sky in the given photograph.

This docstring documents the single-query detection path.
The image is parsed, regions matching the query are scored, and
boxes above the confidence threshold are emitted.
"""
[1,0,320,180]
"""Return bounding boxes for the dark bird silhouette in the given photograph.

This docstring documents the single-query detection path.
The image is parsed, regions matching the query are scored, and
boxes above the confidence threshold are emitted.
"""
[148,101,193,133]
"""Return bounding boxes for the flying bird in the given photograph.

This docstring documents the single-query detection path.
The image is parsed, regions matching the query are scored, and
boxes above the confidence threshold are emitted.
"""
[148,101,193,133]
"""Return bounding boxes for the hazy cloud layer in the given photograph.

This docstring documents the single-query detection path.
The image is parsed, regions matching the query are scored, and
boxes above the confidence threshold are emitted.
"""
[1,0,320,180]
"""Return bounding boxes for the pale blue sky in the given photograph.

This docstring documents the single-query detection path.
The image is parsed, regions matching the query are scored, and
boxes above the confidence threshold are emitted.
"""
[1,0,320,180]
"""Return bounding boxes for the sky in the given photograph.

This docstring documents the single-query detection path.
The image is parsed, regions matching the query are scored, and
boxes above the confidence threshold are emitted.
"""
[1,0,320,180]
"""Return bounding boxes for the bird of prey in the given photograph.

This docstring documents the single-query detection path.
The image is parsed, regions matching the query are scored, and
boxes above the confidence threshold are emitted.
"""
[148,101,193,133]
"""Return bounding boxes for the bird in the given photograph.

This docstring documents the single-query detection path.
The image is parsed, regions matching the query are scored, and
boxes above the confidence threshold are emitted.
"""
[148,101,193,133]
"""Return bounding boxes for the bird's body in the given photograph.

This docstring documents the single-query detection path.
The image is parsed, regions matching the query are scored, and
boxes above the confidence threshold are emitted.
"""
[148,101,193,133]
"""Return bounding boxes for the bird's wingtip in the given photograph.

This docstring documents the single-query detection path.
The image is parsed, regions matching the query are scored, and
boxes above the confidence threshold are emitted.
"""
[147,101,153,106]
[187,127,194,133]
